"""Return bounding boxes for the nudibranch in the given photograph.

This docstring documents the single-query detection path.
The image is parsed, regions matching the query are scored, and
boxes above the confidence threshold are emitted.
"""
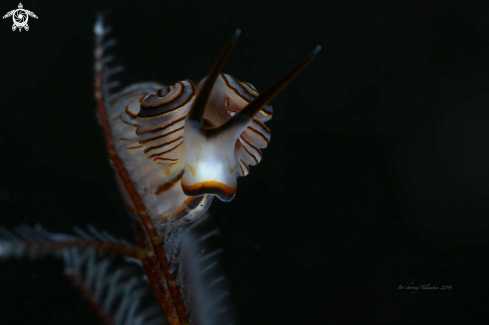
[96,27,320,231]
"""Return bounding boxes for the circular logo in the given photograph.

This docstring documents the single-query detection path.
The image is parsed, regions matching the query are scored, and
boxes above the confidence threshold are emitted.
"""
[13,9,28,28]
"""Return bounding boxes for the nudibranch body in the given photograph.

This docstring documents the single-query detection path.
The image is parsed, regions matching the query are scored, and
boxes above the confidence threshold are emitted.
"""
[98,27,320,231]
[107,75,272,227]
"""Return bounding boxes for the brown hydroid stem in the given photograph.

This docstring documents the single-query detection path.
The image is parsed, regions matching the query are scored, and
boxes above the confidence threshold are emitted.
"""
[5,239,143,259]
[66,271,115,325]
[94,24,188,325]
[133,221,180,325]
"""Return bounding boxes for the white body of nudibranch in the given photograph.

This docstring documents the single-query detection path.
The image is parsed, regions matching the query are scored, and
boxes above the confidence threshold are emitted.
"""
[107,75,272,227]
[96,24,320,231]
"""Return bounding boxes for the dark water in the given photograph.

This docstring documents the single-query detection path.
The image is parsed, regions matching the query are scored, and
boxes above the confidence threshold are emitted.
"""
[1,1,489,324]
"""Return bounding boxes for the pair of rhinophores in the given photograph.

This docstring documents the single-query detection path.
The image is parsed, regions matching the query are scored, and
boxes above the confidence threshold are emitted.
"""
[100,28,320,235]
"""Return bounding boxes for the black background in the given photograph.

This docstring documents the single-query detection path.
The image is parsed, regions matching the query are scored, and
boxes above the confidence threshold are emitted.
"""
[2,0,489,324]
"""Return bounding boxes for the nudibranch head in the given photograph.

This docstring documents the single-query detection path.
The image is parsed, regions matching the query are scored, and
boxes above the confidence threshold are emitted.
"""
[181,73,272,201]
[180,30,320,201]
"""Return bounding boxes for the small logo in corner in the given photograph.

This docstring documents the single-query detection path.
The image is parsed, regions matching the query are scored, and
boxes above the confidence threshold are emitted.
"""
[2,3,38,32]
